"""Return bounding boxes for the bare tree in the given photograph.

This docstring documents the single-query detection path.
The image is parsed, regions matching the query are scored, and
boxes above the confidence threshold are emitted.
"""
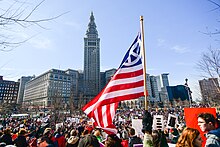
[202,0,220,38]
[69,86,75,114]
[197,48,220,106]
[51,89,64,124]
[197,47,220,78]
[0,0,66,51]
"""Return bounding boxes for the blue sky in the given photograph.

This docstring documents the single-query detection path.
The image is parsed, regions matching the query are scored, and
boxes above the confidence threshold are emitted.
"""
[0,0,219,100]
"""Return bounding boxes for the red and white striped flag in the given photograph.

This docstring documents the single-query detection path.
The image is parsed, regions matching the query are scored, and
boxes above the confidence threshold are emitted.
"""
[82,32,145,134]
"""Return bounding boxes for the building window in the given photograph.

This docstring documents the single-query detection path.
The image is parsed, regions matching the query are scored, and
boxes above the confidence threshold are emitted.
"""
[88,42,96,46]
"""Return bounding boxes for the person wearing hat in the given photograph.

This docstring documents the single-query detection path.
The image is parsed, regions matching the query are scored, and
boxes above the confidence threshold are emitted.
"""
[66,129,79,147]
[41,128,58,147]
[13,128,29,147]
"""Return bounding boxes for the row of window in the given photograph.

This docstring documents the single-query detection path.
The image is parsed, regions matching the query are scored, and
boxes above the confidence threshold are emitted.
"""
[0,87,18,90]
[0,82,18,87]
[0,94,17,97]
[0,84,18,87]
[0,91,17,94]
[0,96,16,100]
[50,74,72,81]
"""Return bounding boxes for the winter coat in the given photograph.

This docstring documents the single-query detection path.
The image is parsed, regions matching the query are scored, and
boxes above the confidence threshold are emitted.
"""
[55,133,66,147]
[143,133,153,147]
[0,134,13,145]
[129,135,142,147]
[14,135,29,147]
[205,127,220,147]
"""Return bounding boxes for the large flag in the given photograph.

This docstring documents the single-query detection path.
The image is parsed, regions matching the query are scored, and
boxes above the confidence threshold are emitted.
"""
[82,32,145,134]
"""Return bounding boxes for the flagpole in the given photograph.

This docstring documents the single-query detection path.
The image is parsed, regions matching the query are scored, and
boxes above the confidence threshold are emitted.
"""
[140,16,148,111]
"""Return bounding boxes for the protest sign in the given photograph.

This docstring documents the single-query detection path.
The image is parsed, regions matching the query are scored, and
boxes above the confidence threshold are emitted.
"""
[153,115,164,130]
[132,119,143,138]
[167,114,178,128]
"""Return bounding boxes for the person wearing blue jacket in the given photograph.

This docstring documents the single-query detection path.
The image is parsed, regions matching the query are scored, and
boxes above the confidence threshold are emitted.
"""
[197,112,220,147]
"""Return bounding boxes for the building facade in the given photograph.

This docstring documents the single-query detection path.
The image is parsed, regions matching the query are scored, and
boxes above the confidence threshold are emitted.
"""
[17,76,34,104]
[84,12,100,97]
[0,76,19,104]
[199,78,220,105]
[146,74,152,99]
[23,69,79,109]
[159,73,169,103]
[161,73,169,88]
[150,75,160,102]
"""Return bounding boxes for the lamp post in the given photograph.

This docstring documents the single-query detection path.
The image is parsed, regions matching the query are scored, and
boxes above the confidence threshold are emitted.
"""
[185,78,192,107]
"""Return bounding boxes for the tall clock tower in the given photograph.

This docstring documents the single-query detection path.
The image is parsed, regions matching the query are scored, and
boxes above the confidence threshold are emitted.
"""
[83,12,100,97]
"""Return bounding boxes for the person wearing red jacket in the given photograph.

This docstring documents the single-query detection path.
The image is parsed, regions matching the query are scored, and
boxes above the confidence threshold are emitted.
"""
[54,128,66,147]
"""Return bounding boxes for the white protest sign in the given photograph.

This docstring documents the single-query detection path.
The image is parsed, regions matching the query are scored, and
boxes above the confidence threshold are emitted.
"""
[153,115,164,130]
[132,119,143,138]
[56,122,63,130]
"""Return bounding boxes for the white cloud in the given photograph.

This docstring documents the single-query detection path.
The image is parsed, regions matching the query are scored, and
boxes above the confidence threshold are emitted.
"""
[171,45,190,53]
[1,67,15,71]
[157,39,166,47]
[28,37,52,49]
[64,21,81,30]
[175,62,191,66]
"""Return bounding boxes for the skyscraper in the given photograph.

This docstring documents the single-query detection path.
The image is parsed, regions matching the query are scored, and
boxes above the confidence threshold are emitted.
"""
[84,12,100,97]
[150,75,159,101]
[161,73,169,88]
[17,76,34,104]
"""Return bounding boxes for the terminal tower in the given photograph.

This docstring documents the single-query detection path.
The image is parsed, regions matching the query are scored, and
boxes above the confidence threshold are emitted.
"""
[83,12,101,97]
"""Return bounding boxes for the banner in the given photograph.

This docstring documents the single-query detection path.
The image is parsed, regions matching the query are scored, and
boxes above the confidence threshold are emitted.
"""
[167,85,190,101]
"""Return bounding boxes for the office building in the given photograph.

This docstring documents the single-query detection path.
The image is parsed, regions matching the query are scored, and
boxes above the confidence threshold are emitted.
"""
[161,73,169,88]
[17,76,34,104]
[199,78,220,105]
[0,76,19,104]
[150,75,159,102]
[23,69,79,108]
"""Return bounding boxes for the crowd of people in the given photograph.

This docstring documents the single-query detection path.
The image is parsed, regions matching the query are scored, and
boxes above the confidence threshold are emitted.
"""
[0,105,219,147]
